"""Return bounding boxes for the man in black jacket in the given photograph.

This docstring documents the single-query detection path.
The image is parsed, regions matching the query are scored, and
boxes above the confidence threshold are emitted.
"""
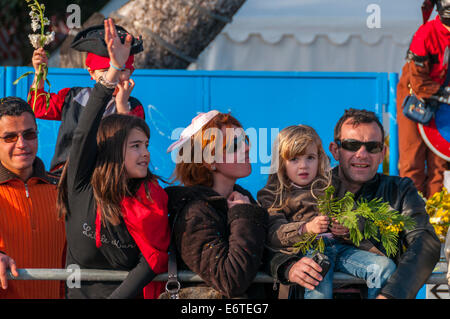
[270,108,441,299]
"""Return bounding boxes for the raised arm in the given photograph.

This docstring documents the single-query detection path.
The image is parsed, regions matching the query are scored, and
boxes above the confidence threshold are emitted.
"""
[28,48,71,120]
[66,18,132,191]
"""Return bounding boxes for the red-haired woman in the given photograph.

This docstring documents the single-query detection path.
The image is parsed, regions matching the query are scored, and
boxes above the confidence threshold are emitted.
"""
[165,111,268,298]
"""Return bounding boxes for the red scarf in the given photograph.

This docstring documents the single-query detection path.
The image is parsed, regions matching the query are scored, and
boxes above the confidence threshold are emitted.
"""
[95,180,170,299]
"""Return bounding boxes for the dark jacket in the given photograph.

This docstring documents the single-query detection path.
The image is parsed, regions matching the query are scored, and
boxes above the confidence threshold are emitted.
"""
[64,83,160,299]
[269,167,441,299]
[165,184,268,298]
[257,174,327,254]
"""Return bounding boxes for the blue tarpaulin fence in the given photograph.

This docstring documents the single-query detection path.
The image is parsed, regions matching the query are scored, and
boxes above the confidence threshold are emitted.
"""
[0,67,400,196]
[4,67,434,298]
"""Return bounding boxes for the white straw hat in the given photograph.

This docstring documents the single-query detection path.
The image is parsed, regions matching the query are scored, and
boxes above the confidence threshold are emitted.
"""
[166,110,220,153]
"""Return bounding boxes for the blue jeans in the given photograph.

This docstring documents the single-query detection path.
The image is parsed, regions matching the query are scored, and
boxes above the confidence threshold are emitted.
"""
[303,239,396,299]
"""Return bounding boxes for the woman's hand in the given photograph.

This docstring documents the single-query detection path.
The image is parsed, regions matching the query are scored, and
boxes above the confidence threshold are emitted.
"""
[104,18,132,84]
[305,215,329,234]
[227,191,251,208]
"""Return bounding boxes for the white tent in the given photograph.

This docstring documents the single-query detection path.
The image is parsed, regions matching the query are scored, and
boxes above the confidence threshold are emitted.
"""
[189,0,431,73]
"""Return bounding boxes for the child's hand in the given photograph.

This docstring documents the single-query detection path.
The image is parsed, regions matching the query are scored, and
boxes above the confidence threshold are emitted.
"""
[104,18,132,72]
[227,191,251,208]
[115,79,135,113]
[32,48,48,74]
[305,215,330,234]
[330,217,349,237]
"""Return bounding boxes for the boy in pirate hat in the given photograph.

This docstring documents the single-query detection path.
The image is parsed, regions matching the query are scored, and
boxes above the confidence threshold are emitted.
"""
[29,22,145,175]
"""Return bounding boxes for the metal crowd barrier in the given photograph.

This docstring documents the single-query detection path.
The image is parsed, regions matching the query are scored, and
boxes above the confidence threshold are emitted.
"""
[7,269,448,285]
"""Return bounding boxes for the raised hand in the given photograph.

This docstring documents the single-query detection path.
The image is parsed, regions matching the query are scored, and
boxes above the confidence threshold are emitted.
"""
[31,47,48,89]
[104,18,132,78]
[115,78,135,113]
[32,48,48,74]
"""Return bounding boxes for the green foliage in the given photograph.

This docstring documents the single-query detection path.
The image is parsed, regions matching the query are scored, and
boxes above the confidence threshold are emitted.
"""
[293,233,325,255]
[12,71,34,85]
[293,185,416,257]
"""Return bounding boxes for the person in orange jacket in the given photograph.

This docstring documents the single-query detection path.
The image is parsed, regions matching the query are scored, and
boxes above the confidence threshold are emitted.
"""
[0,96,65,299]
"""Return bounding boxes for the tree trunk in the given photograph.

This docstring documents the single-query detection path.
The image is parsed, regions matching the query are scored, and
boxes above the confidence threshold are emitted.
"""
[59,0,246,69]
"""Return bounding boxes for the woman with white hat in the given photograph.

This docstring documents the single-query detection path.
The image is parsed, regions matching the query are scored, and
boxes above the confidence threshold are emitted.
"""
[165,111,269,298]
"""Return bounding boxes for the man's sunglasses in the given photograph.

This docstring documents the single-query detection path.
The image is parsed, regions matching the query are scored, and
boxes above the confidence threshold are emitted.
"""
[0,130,39,143]
[336,139,383,154]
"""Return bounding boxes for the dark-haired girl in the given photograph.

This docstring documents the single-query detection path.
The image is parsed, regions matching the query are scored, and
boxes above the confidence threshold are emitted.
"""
[57,19,170,299]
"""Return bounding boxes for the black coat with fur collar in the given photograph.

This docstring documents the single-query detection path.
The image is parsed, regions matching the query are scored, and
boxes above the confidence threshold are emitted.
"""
[165,184,268,298]
[267,167,441,299]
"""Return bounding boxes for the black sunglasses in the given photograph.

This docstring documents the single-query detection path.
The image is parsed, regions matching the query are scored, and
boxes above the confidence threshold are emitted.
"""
[225,135,250,153]
[336,139,383,154]
[0,130,39,143]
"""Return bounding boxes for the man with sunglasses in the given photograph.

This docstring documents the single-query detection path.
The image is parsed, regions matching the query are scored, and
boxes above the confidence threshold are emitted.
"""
[269,109,440,299]
[0,97,65,298]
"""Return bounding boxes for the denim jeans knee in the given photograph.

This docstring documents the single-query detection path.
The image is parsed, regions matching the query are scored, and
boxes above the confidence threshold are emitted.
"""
[303,244,336,299]
[303,267,334,299]
[365,256,396,298]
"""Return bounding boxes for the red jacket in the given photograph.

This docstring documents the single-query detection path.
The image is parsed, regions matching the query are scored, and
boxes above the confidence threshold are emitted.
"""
[29,87,145,120]
[400,15,450,101]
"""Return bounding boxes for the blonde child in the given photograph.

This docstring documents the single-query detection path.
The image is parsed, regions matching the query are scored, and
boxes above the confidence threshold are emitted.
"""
[257,125,396,299]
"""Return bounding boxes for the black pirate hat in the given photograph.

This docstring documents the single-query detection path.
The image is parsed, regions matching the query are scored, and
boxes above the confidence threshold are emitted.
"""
[71,23,143,57]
